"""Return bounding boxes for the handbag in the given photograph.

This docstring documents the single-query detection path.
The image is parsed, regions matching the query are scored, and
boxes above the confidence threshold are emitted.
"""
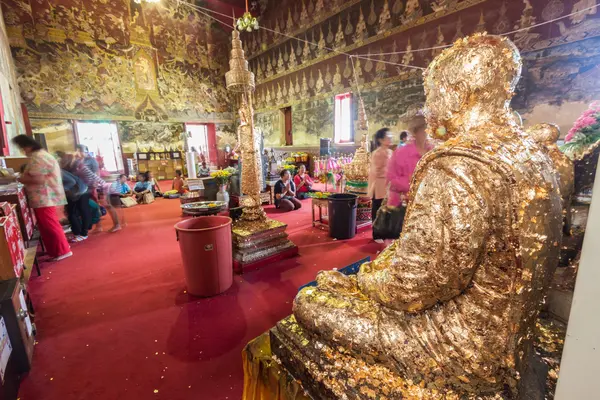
[143,192,155,204]
[372,205,406,240]
[120,197,137,208]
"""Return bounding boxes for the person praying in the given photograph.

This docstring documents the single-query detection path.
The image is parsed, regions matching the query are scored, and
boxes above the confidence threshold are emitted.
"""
[293,164,314,199]
[274,170,302,212]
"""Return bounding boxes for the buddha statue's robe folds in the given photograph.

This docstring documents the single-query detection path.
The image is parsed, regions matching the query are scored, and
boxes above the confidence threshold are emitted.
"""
[273,35,563,399]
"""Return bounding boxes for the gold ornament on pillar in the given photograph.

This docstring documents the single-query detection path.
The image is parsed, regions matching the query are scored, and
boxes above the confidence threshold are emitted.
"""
[225,29,265,222]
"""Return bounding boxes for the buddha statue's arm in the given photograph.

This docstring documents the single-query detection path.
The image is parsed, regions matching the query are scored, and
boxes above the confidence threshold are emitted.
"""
[358,157,492,312]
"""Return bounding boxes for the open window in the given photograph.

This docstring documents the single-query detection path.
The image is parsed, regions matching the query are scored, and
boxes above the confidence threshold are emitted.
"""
[334,93,353,144]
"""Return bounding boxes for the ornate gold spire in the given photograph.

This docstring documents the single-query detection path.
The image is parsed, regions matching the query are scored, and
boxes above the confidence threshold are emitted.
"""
[225,30,255,92]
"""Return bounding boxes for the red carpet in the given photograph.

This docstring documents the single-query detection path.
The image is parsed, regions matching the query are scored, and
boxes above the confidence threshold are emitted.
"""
[18,196,382,400]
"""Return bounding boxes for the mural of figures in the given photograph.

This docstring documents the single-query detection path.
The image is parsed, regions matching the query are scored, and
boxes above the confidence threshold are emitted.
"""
[118,121,185,153]
[2,0,232,122]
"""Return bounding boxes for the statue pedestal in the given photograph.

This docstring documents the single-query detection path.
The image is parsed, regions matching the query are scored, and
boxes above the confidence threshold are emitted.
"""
[268,316,549,400]
[232,219,298,273]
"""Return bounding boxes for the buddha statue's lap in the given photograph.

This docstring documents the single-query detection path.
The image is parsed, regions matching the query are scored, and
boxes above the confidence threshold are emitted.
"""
[289,34,563,397]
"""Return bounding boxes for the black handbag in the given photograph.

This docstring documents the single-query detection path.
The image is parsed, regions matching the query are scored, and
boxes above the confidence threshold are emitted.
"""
[372,205,406,240]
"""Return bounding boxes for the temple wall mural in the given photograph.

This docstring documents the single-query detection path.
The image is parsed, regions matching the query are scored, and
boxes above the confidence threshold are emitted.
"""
[251,0,600,146]
[0,6,26,154]
[2,0,235,157]
[3,0,232,121]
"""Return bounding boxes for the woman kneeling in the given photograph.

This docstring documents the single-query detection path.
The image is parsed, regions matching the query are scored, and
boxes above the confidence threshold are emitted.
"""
[274,170,302,212]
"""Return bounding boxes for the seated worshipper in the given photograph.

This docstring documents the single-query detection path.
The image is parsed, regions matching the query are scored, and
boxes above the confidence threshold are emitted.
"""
[172,170,187,194]
[147,171,163,197]
[274,170,302,212]
[198,162,211,177]
[293,164,315,199]
[134,172,153,203]
[110,174,132,206]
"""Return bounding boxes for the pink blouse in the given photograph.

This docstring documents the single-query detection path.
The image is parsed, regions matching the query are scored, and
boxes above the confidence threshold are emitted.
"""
[386,142,433,207]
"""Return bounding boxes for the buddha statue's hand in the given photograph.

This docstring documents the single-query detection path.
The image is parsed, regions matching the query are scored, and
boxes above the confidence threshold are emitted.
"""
[315,270,362,297]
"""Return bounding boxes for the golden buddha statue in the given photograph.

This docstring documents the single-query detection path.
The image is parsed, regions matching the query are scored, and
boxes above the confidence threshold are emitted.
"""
[527,123,574,234]
[286,34,563,397]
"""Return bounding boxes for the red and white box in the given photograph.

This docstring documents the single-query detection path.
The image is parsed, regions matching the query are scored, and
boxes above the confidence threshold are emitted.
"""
[0,202,11,217]
[17,189,34,240]
[0,211,25,279]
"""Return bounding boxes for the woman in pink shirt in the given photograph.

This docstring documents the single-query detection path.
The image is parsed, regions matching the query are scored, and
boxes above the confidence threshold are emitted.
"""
[368,128,393,241]
[387,115,433,207]
[293,164,314,199]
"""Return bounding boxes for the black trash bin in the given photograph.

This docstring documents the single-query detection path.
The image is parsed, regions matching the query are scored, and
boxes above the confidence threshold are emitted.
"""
[328,193,358,239]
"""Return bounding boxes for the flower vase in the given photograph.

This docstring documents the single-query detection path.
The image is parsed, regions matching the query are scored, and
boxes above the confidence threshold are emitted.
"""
[217,184,229,206]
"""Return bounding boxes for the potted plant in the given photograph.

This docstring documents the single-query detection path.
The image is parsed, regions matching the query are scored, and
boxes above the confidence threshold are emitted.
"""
[282,164,296,175]
[211,167,235,204]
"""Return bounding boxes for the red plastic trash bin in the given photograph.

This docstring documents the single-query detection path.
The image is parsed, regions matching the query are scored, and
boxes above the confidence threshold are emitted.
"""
[175,216,233,297]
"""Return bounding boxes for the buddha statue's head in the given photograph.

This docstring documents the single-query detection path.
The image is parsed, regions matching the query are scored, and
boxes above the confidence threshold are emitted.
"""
[423,34,522,140]
[527,123,561,146]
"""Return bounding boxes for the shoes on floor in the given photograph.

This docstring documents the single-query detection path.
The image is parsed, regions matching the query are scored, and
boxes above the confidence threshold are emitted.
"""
[51,252,73,262]
[69,235,88,243]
